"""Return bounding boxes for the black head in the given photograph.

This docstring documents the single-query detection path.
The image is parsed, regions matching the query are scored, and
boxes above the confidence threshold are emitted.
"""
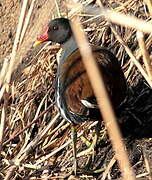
[34,18,72,46]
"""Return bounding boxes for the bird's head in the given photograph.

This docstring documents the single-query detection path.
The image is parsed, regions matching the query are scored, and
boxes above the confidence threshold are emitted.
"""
[33,18,72,46]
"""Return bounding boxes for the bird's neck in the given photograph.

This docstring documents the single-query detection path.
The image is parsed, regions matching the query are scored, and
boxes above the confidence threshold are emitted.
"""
[60,36,78,63]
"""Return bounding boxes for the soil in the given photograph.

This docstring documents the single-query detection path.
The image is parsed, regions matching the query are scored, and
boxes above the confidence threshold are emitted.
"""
[0,0,20,60]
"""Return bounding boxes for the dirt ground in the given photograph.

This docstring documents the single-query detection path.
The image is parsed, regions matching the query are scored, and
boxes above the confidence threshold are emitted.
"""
[0,0,20,60]
[1,0,152,180]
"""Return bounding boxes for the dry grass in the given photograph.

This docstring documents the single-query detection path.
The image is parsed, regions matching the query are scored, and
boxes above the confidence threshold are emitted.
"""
[0,0,152,179]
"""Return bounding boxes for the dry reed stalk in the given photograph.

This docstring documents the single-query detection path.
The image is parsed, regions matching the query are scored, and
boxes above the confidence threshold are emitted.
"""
[125,62,134,79]
[101,156,116,180]
[136,173,149,179]
[69,4,152,33]
[114,0,136,12]
[47,120,68,138]
[19,113,59,158]
[103,9,152,34]
[68,0,93,18]
[142,149,152,180]
[4,159,40,170]
[54,0,61,18]
[5,0,29,85]
[0,56,10,86]
[136,31,152,81]
[144,0,152,15]
[42,122,69,151]
[4,165,17,180]
[0,85,8,101]
[19,0,36,45]
[3,102,54,146]
[135,33,152,60]
[110,25,152,88]
[0,106,5,156]
[4,113,60,180]
[33,91,50,119]
[70,19,136,180]
[35,128,85,165]
[35,122,95,165]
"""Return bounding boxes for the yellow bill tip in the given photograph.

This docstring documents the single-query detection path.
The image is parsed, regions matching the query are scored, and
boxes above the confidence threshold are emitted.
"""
[33,40,42,47]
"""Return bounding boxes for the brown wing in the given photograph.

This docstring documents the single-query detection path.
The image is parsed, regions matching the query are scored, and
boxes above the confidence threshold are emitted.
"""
[91,46,127,107]
[60,49,93,116]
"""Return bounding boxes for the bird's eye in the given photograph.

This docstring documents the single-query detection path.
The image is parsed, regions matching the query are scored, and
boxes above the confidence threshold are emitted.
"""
[52,26,58,30]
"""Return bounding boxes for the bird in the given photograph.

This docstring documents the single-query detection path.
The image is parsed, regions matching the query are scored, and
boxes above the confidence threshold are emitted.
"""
[34,17,127,174]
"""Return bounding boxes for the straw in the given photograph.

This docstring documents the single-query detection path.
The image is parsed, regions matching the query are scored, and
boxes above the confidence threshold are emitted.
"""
[102,8,152,34]
[5,0,29,85]
[4,113,60,180]
[19,0,36,45]
[136,31,152,81]
[110,25,152,88]
[0,106,5,156]
[144,0,152,15]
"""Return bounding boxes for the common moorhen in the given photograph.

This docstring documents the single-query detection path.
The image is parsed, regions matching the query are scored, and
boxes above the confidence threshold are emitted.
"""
[34,17,127,174]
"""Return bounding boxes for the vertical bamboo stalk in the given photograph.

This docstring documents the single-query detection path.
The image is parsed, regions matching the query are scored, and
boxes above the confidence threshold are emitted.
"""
[71,20,136,180]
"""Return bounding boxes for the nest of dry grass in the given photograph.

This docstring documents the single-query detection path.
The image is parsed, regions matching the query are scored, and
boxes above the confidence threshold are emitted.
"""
[1,0,152,179]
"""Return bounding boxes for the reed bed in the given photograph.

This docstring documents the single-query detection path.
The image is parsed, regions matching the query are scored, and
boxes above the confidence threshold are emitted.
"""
[0,0,152,179]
